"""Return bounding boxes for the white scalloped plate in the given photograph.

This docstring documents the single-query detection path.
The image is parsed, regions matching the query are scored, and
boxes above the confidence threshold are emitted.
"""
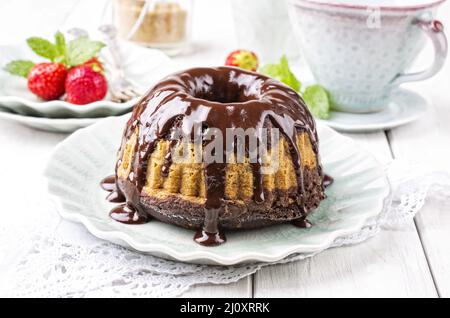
[44,115,390,265]
[0,106,101,133]
[0,41,177,118]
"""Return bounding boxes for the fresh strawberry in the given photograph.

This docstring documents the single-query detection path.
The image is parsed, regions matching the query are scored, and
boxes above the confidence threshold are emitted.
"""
[225,50,259,71]
[83,57,104,72]
[27,63,67,100]
[65,65,107,105]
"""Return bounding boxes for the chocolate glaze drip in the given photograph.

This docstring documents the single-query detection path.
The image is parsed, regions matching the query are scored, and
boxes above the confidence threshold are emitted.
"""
[251,161,264,203]
[110,67,322,245]
[323,174,334,188]
[161,139,178,177]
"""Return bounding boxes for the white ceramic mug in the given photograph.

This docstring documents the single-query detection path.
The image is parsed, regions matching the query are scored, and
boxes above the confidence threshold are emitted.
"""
[288,0,448,113]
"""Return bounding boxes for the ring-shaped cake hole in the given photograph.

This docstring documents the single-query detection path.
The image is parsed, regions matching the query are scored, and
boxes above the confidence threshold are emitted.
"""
[187,68,264,104]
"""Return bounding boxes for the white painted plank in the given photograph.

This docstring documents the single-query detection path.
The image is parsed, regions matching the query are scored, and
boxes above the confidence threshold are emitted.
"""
[254,132,437,297]
[182,276,252,298]
[386,0,450,298]
[255,230,437,298]
[413,200,450,298]
[388,92,450,297]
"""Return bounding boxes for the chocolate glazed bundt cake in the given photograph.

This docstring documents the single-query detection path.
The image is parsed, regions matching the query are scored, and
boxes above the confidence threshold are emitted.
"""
[101,66,329,246]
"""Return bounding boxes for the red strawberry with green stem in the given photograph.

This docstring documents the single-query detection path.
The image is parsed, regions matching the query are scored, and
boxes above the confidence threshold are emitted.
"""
[27,63,68,100]
[83,57,104,72]
[4,60,67,100]
[65,65,107,105]
[225,49,259,71]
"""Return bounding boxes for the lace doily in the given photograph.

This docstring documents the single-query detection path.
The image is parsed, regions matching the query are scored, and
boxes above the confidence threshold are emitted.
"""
[1,160,449,297]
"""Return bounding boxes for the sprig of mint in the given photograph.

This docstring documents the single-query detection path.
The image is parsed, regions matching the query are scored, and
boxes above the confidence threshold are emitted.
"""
[303,85,331,120]
[4,60,35,78]
[4,31,105,78]
[54,31,67,64]
[259,55,331,120]
[259,55,301,92]
[66,36,105,66]
[26,37,58,61]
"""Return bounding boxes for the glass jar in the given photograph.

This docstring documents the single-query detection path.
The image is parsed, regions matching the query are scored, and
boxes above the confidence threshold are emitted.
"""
[113,0,193,55]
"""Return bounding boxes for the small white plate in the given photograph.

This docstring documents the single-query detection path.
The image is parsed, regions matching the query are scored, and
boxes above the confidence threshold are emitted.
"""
[0,41,177,118]
[44,115,390,265]
[317,88,428,133]
[0,106,103,133]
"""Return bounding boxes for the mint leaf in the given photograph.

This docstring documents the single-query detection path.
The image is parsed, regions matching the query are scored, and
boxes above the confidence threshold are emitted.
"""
[54,31,67,64]
[260,55,331,119]
[259,55,301,92]
[303,85,331,120]
[27,37,57,61]
[279,56,301,92]
[66,36,105,67]
[259,64,279,77]
[4,60,35,78]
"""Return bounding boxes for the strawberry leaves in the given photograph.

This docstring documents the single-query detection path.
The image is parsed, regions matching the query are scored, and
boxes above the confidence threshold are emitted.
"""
[4,60,35,78]
[66,36,105,67]
[26,37,58,61]
[54,31,67,64]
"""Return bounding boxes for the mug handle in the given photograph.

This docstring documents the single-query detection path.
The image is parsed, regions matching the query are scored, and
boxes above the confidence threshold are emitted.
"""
[390,19,448,86]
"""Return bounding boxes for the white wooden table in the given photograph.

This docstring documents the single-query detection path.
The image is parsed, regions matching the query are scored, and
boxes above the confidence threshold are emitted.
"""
[0,0,449,298]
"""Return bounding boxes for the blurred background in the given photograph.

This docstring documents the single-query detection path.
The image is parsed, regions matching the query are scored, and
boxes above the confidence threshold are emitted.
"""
[0,0,300,67]
[1,0,448,84]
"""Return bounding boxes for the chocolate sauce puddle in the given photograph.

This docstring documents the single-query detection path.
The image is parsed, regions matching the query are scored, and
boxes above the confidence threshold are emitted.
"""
[292,217,312,228]
[194,229,226,246]
[101,175,126,203]
[100,175,116,192]
[101,175,145,223]
[109,203,148,224]
[106,190,126,203]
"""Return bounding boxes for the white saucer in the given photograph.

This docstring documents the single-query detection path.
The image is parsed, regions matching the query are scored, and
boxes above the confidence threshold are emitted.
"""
[44,115,390,265]
[0,106,105,133]
[317,88,429,133]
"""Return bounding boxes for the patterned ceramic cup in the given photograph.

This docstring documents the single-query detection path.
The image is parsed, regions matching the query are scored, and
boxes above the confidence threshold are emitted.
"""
[288,0,448,113]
